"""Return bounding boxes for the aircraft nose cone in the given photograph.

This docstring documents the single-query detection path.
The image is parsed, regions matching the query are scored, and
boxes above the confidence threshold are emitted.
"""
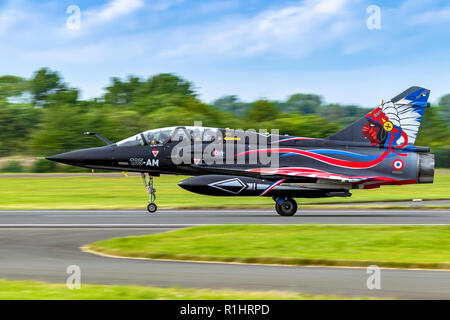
[45,155,59,162]
[46,146,113,167]
[46,150,87,164]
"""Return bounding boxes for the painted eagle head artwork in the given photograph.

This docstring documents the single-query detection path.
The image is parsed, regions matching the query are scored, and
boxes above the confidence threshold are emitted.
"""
[362,89,429,149]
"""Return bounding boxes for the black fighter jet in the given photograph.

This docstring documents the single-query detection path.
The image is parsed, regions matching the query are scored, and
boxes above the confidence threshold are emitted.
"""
[47,86,434,216]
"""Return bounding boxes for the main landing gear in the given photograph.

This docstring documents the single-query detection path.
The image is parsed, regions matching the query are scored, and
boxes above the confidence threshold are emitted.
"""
[141,173,157,213]
[274,197,298,216]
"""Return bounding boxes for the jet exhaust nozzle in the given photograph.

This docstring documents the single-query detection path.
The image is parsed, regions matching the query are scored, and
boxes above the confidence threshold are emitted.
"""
[418,153,434,184]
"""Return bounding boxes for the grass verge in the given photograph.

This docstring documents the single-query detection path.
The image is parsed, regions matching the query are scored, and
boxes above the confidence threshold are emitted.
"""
[87,225,450,269]
[0,172,449,209]
[0,279,370,300]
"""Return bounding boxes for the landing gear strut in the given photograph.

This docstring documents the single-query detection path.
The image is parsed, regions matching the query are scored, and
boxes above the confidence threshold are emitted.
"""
[141,173,157,213]
[274,197,297,216]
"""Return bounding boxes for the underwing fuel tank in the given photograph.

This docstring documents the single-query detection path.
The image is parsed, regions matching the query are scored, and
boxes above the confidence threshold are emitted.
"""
[178,175,351,198]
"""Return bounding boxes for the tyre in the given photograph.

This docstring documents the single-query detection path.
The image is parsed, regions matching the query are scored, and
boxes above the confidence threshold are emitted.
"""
[147,203,157,213]
[275,198,297,216]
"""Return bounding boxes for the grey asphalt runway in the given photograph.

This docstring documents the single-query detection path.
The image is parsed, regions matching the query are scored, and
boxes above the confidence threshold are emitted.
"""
[1,209,450,226]
[0,209,450,299]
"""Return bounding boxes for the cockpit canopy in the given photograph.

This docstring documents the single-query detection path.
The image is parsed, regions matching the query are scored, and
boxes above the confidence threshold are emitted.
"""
[116,126,221,147]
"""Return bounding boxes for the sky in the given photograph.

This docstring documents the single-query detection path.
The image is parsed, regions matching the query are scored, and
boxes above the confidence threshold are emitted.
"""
[1,0,450,107]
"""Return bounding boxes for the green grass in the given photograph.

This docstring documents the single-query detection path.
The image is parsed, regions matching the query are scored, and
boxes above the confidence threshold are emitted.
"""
[88,225,450,269]
[0,279,368,300]
[0,172,449,209]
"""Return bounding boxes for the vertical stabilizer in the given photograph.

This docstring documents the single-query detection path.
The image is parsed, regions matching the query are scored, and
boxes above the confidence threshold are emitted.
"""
[326,86,430,147]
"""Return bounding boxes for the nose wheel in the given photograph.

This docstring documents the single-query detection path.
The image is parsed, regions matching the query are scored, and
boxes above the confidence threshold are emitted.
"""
[142,173,157,213]
[274,197,297,216]
[147,203,157,213]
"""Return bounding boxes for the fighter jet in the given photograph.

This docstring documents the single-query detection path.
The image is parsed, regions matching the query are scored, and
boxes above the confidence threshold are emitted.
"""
[47,86,434,216]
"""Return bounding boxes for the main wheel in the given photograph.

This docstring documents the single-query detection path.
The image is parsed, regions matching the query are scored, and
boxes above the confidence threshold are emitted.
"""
[147,203,157,213]
[275,198,297,216]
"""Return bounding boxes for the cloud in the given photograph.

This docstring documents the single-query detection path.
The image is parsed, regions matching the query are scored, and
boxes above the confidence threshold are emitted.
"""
[182,0,238,17]
[411,7,450,24]
[20,36,148,65]
[84,0,144,25]
[0,7,27,35]
[155,0,353,58]
[147,0,185,12]
[3,0,450,106]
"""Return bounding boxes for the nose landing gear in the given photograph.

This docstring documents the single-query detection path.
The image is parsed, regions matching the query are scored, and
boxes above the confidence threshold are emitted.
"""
[141,173,157,213]
[274,197,298,216]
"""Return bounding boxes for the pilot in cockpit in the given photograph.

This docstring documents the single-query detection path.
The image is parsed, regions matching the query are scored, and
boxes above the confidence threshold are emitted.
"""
[159,132,170,144]
[147,132,158,145]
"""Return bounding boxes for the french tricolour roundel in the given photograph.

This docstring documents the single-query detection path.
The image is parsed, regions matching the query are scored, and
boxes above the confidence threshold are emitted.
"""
[393,159,404,170]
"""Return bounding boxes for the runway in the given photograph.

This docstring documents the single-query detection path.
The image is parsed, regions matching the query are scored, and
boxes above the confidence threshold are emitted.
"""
[1,209,450,226]
[0,209,449,299]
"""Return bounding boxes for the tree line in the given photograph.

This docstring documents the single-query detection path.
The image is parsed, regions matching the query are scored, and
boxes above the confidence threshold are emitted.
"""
[0,68,449,171]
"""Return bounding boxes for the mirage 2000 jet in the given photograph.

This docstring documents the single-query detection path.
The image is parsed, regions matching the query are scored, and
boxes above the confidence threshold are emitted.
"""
[47,86,434,216]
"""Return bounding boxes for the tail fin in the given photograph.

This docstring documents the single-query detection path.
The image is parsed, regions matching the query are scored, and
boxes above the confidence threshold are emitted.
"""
[327,86,430,147]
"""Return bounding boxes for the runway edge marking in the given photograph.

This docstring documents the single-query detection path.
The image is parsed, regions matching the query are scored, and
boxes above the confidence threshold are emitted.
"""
[1,223,450,228]
[80,245,450,272]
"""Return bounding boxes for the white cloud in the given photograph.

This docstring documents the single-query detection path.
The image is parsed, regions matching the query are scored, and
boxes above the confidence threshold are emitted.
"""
[3,0,450,106]
[20,37,148,65]
[55,0,145,38]
[411,7,450,24]
[182,0,238,17]
[84,0,144,25]
[0,8,27,35]
[147,0,185,12]
[156,0,353,58]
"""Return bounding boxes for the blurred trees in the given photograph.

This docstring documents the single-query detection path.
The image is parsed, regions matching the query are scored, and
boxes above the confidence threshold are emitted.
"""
[104,76,143,105]
[282,93,322,114]
[0,100,38,155]
[415,108,450,148]
[260,113,340,138]
[30,68,67,106]
[213,95,250,117]
[0,75,29,100]
[439,94,450,108]
[138,73,195,97]
[247,100,278,122]
[437,95,450,129]
[0,68,449,167]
